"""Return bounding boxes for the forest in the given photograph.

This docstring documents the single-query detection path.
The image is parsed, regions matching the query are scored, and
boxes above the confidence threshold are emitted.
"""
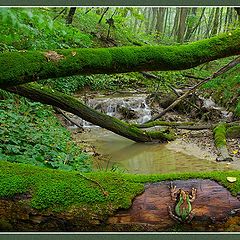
[0,7,240,232]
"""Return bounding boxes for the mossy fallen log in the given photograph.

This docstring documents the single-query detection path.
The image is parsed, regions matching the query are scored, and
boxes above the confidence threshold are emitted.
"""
[1,29,240,87]
[1,160,240,231]
[136,120,240,131]
[6,83,175,143]
[213,123,233,162]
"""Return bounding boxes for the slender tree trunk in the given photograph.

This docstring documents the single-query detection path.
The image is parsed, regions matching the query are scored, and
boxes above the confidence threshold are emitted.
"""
[205,8,215,37]
[177,8,189,43]
[155,7,166,37]
[185,8,206,41]
[211,8,220,36]
[145,7,152,33]
[98,7,109,24]
[218,7,224,33]
[171,8,180,38]
[163,8,169,36]
[66,7,77,25]
[224,7,230,31]
[150,8,157,33]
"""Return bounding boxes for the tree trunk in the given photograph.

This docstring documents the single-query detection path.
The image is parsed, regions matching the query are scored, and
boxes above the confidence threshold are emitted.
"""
[1,29,240,88]
[205,8,215,37]
[6,83,175,143]
[66,7,77,25]
[224,7,230,32]
[171,8,180,38]
[98,7,109,24]
[218,7,224,33]
[163,8,168,35]
[150,8,157,34]
[177,8,188,43]
[155,8,166,36]
[211,8,220,36]
[185,8,206,42]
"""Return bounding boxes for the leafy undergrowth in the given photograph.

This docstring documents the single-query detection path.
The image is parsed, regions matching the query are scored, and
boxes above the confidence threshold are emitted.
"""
[0,92,91,172]
[1,160,240,215]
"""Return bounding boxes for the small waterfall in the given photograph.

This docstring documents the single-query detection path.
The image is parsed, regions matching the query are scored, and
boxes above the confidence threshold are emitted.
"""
[70,94,152,128]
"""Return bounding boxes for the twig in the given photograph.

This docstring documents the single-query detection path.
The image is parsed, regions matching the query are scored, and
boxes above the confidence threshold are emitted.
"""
[98,7,109,23]
[54,107,84,130]
[85,7,94,14]
[53,8,67,21]
[141,71,201,111]
[77,172,108,196]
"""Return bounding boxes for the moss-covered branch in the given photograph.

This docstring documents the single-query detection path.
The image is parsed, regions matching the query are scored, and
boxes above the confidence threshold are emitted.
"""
[1,30,240,87]
[6,84,175,143]
[213,123,233,162]
[136,120,240,131]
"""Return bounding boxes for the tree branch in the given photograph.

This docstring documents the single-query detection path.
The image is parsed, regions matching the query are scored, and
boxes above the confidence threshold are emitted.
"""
[145,56,240,123]
[1,30,240,88]
[5,83,175,143]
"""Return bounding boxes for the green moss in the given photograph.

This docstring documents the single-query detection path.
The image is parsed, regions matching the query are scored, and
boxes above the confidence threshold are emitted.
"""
[137,121,196,128]
[147,128,176,142]
[125,171,240,196]
[1,160,240,217]
[0,161,144,213]
[1,29,240,87]
[213,123,227,147]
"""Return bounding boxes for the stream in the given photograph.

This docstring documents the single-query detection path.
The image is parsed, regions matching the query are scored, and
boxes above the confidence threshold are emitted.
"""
[67,93,236,174]
[80,129,231,174]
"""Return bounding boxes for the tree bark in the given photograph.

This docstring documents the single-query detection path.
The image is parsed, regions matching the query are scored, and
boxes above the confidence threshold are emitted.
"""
[1,29,240,88]
[205,8,215,38]
[211,8,220,36]
[177,8,188,43]
[5,84,175,143]
[66,7,77,25]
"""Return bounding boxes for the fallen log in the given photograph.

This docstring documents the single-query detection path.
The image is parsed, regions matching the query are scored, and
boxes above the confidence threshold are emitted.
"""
[1,30,240,88]
[5,83,176,143]
[136,120,240,131]
[141,71,201,111]
[213,123,233,162]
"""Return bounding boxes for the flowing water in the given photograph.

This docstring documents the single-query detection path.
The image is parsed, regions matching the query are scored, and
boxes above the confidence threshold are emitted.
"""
[66,93,234,174]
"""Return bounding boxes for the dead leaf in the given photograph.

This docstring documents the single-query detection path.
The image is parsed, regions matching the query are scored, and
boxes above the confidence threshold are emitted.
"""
[71,51,77,56]
[44,51,65,62]
[227,177,237,183]
[232,150,238,155]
